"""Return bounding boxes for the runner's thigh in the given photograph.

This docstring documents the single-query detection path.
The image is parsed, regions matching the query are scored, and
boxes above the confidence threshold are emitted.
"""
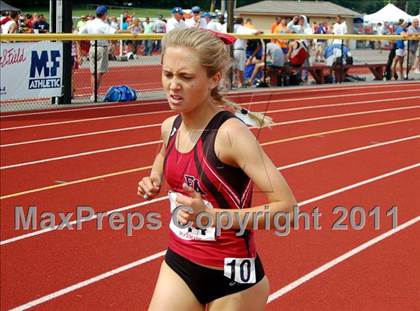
[208,276,269,311]
[148,261,204,311]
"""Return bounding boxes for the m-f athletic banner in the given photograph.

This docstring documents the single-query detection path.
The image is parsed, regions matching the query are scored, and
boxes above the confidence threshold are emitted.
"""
[0,42,63,100]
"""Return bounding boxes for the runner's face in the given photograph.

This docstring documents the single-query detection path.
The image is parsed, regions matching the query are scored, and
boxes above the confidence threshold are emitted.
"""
[162,46,219,113]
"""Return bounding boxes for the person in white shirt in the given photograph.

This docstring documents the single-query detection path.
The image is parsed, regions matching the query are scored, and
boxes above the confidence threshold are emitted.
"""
[332,15,347,45]
[152,15,166,52]
[230,17,263,88]
[407,18,420,74]
[185,6,207,29]
[206,13,222,32]
[166,7,186,32]
[1,11,18,34]
[79,5,126,101]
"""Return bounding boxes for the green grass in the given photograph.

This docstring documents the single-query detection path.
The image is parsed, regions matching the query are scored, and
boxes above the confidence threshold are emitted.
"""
[24,7,171,20]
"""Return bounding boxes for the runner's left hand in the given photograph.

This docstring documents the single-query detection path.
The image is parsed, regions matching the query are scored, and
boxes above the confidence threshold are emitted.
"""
[175,184,211,226]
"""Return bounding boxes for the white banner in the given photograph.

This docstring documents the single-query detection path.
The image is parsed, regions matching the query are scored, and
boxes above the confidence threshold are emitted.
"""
[0,42,63,100]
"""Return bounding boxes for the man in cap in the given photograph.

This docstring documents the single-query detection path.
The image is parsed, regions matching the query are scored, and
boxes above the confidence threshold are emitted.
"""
[79,6,128,101]
[166,7,186,32]
[205,12,222,32]
[185,6,207,29]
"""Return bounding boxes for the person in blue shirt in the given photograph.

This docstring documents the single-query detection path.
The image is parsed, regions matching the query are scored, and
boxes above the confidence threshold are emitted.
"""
[392,19,408,80]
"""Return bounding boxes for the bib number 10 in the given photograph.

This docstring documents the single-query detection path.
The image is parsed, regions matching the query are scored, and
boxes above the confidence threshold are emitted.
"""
[224,258,256,284]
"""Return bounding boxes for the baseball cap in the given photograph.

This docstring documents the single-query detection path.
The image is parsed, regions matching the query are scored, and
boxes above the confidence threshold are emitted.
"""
[202,12,211,18]
[96,6,108,15]
[191,6,201,13]
[171,7,183,14]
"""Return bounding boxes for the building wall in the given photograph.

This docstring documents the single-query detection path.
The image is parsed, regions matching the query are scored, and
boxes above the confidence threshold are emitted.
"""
[238,14,354,34]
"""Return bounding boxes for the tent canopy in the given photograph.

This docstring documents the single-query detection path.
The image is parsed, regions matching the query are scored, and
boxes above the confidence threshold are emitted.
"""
[363,3,411,24]
[0,1,20,13]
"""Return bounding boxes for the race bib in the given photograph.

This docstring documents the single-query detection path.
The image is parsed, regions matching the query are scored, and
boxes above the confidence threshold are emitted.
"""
[224,257,256,284]
[168,191,216,241]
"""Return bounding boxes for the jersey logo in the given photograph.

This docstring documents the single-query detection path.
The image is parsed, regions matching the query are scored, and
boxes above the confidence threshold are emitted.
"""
[170,127,177,137]
[184,175,205,195]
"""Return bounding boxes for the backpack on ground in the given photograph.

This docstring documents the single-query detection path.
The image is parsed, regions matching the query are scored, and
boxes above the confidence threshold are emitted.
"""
[104,85,137,102]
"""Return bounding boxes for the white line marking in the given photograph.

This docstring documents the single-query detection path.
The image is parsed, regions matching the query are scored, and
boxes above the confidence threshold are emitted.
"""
[7,163,420,310]
[1,90,418,131]
[2,94,419,148]
[0,140,162,170]
[2,135,419,244]
[1,124,163,148]
[1,196,168,246]
[8,250,167,311]
[268,104,420,128]
[267,215,420,303]
[2,105,419,170]
[2,82,418,119]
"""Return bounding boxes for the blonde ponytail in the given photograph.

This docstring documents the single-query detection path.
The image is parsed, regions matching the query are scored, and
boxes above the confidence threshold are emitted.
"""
[212,87,273,128]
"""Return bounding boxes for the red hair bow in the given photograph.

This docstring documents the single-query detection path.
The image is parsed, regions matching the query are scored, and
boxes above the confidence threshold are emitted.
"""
[201,29,237,45]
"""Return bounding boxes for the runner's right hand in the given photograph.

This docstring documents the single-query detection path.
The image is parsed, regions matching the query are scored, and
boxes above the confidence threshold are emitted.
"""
[137,175,161,200]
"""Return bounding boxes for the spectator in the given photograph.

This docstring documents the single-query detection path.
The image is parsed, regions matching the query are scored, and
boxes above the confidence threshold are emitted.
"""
[285,35,310,85]
[127,17,143,56]
[143,17,154,56]
[77,15,87,31]
[332,15,347,45]
[392,19,407,80]
[121,17,129,30]
[315,21,328,62]
[406,18,420,74]
[230,17,263,88]
[245,18,256,29]
[153,15,166,53]
[110,16,119,29]
[287,16,302,33]
[274,18,288,54]
[25,14,33,29]
[166,7,186,32]
[79,6,128,101]
[200,12,212,29]
[375,22,385,51]
[1,11,18,34]
[0,12,10,28]
[33,14,49,33]
[248,41,285,86]
[206,13,222,32]
[185,6,206,29]
[271,16,281,33]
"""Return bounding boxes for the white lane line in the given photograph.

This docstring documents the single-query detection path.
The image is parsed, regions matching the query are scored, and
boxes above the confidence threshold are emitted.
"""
[8,250,167,311]
[2,94,419,148]
[8,163,420,311]
[0,140,162,170]
[267,215,420,303]
[1,90,418,131]
[2,105,419,171]
[1,83,417,119]
[1,196,169,246]
[1,123,162,148]
[2,135,419,245]
[268,104,420,128]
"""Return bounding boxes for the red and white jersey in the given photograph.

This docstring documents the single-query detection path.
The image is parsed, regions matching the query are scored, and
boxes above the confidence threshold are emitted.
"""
[163,111,256,268]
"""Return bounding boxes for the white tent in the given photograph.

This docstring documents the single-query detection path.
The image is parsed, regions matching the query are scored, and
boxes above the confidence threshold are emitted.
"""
[364,3,412,24]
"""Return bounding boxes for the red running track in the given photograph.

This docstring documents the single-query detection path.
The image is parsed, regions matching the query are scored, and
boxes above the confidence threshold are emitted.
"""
[0,82,419,310]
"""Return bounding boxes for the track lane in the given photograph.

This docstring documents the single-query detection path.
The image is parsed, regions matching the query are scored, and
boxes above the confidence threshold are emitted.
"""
[2,96,419,163]
[2,86,419,141]
[2,106,419,194]
[5,164,419,311]
[266,221,420,311]
[1,136,418,309]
